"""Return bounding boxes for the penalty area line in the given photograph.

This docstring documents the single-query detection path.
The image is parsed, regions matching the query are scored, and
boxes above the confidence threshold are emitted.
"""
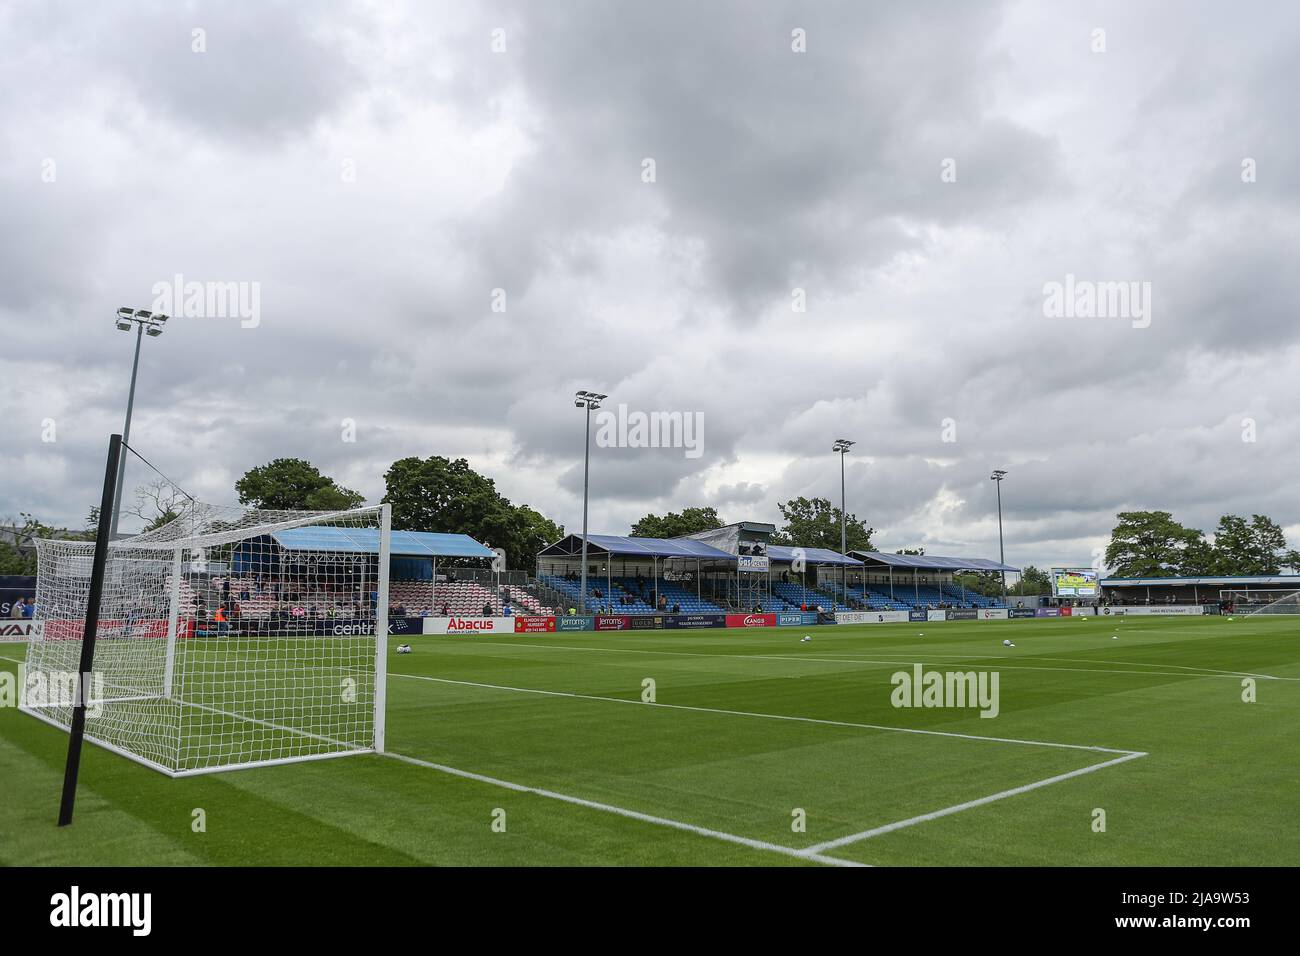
[799,750,1148,856]
[382,750,864,868]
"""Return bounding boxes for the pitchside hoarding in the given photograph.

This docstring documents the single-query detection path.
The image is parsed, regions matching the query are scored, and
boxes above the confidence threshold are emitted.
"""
[424,616,514,635]
[726,613,776,628]
[666,614,727,629]
[558,615,594,631]
[837,610,910,625]
[514,615,556,633]
[0,620,42,642]
[979,608,1010,620]
[1116,605,1208,616]
[776,611,819,626]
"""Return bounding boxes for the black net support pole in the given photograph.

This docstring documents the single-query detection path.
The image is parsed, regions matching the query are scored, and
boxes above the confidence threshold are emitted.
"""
[58,432,122,826]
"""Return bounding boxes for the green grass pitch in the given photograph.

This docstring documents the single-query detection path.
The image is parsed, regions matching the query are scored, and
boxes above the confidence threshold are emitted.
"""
[1,614,1296,866]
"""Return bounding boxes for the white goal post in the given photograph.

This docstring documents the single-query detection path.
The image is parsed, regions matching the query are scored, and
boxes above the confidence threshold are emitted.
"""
[22,502,391,777]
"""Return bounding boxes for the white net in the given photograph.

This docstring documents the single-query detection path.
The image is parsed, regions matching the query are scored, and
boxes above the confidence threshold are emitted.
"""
[1226,588,1300,616]
[22,502,390,776]
[1227,587,1300,616]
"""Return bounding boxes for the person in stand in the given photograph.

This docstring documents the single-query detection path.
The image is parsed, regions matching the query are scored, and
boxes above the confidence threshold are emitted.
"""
[9,597,25,620]
[440,600,450,616]
[482,601,493,616]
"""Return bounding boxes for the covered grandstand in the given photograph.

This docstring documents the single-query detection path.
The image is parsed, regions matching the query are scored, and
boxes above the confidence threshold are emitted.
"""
[845,550,1020,609]
[1100,574,1300,609]
[216,526,558,619]
[535,528,1015,613]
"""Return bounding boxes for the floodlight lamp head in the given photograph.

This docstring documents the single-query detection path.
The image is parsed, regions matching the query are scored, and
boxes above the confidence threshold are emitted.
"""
[832,438,855,453]
[991,469,1007,481]
[134,310,154,320]
[117,306,134,319]
[145,325,163,337]
[115,319,133,331]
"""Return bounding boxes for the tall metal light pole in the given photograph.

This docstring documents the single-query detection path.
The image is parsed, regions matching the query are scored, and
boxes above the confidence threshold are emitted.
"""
[574,390,607,614]
[833,439,855,605]
[991,469,1008,605]
[110,307,169,537]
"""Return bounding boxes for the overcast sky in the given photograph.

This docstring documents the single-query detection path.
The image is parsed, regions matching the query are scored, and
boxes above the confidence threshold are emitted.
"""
[2,0,1297,574]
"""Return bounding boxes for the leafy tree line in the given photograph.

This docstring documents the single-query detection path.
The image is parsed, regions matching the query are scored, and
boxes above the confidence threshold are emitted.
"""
[235,456,563,571]
[631,496,874,553]
[1105,511,1299,577]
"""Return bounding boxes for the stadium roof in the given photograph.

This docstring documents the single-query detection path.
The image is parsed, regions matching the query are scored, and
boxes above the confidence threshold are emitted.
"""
[767,545,862,567]
[271,527,496,559]
[539,533,734,560]
[1101,574,1300,587]
[850,550,1019,573]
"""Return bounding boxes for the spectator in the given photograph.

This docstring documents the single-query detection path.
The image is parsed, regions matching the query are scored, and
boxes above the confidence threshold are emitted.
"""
[10,597,25,619]
[22,598,34,619]
[672,602,681,614]
[482,601,493,616]
[440,601,450,616]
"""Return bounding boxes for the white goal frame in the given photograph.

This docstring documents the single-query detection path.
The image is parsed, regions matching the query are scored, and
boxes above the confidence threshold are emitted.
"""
[21,502,391,777]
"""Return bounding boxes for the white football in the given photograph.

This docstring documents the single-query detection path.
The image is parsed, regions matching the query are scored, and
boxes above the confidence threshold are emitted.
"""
[800,635,812,643]
[396,643,412,654]
[1002,639,1013,647]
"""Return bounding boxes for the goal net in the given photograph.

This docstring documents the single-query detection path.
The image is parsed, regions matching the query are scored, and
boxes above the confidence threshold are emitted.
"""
[22,502,391,776]
[1223,588,1300,616]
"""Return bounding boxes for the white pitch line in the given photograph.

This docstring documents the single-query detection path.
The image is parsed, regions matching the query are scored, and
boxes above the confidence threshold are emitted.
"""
[795,650,1292,682]
[450,639,1280,682]
[383,751,864,867]
[800,750,1148,856]
[392,671,1139,755]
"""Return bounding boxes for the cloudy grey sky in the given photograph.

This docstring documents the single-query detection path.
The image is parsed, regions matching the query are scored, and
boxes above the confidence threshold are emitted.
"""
[2,0,1297,574]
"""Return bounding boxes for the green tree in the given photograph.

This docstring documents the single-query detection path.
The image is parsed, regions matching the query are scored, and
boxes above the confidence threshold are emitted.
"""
[769,496,873,553]
[0,514,56,575]
[953,570,1005,597]
[630,507,723,538]
[236,458,365,511]
[382,456,562,570]
[1009,564,1052,595]
[1211,514,1300,574]
[1104,511,1206,577]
